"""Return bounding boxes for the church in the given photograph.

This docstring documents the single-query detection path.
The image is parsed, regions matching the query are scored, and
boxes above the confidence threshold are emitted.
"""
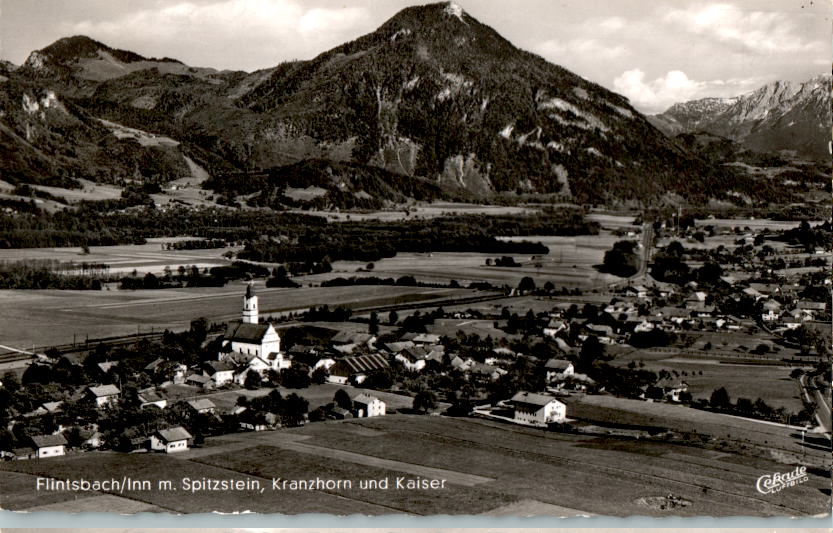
[220,284,290,383]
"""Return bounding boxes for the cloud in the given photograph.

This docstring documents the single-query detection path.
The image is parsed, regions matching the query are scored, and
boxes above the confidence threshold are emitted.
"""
[613,68,764,113]
[663,3,819,55]
[536,37,627,62]
[59,0,371,70]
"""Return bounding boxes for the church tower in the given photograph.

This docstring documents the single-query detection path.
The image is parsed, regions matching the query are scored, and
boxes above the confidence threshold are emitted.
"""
[242,283,258,324]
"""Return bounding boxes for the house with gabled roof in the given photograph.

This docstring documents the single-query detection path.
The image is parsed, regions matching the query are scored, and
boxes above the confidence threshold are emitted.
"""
[150,427,192,453]
[543,319,568,338]
[509,392,566,427]
[332,331,376,354]
[138,388,167,409]
[352,393,385,417]
[544,358,574,381]
[328,354,389,384]
[185,398,216,415]
[185,373,213,389]
[86,384,120,407]
[30,434,67,458]
[202,360,235,386]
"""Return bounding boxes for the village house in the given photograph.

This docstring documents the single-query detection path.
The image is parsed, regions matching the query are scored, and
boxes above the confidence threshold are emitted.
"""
[352,393,386,417]
[138,388,167,409]
[30,434,67,458]
[623,285,648,299]
[185,398,216,415]
[684,291,708,310]
[150,427,192,453]
[543,319,568,337]
[742,287,764,300]
[544,358,575,382]
[332,331,376,354]
[450,355,474,372]
[239,410,279,431]
[327,353,389,384]
[509,391,567,427]
[220,351,273,385]
[185,373,214,389]
[761,300,782,321]
[202,360,236,386]
[96,361,119,376]
[469,362,506,383]
[86,384,121,407]
[42,401,62,414]
[395,345,444,373]
[382,340,415,354]
[796,300,827,319]
[410,333,441,345]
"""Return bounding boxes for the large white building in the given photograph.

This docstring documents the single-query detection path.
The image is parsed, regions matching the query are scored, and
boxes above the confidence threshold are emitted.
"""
[352,393,386,417]
[509,391,566,427]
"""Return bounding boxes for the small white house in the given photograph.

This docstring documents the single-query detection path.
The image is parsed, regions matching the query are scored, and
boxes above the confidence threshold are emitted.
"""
[509,391,566,427]
[150,427,192,453]
[87,384,121,407]
[30,434,67,458]
[352,393,386,417]
[185,398,216,414]
[203,360,235,386]
[544,358,575,382]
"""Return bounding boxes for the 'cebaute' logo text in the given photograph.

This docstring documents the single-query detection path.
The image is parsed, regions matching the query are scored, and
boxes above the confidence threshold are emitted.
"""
[756,466,808,494]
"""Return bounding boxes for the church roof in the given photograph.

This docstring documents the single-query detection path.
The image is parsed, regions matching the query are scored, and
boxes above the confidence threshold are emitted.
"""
[226,322,271,343]
[246,282,255,298]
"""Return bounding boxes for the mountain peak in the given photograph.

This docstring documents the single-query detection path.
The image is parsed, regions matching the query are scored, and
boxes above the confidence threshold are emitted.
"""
[443,2,467,22]
[650,74,831,160]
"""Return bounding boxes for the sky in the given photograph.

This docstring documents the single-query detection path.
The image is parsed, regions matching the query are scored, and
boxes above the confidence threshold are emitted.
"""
[1,0,829,113]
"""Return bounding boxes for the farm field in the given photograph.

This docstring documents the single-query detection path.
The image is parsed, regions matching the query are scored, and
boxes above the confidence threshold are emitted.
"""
[290,202,541,222]
[609,355,805,412]
[1,415,827,516]
[562,394,827,459]
[0,238,237,276]
[304,232,626,289]
[693,218,822,231]
[0,282,470,349]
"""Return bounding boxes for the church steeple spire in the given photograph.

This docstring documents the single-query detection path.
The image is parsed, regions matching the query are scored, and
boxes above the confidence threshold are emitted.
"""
[242,282,258,324]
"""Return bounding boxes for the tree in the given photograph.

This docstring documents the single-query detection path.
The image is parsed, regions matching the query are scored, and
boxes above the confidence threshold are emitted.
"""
[709,387,731,410]
[369,311,379,335]
[517,276,536,294]
[413,390,438,413]
[577,335,605,373]
[281,393,309,426]
[63,426,86,448]
[281,365,311,388]
[311,366,329,384]
[334,388,353,410]
[243,370,262,390]
[2,371,20,394]
[601,240,640,277]
[388,310,399,325]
